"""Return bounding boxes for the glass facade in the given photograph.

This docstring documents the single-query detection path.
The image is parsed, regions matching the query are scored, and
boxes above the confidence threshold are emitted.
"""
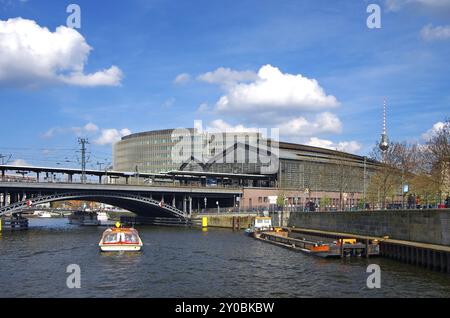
[113,129,377,195]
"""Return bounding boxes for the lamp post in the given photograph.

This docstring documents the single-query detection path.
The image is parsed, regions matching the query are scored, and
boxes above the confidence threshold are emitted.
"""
[216,201,219,214]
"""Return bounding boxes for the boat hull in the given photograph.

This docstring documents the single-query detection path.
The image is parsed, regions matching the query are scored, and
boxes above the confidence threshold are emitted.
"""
[99,244,142,252]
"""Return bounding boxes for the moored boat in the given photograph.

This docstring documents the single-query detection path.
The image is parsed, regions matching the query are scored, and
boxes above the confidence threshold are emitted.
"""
[37,211,52,218]
[98,223,143,252]
[68,211,101,226]
[244,216,273,237]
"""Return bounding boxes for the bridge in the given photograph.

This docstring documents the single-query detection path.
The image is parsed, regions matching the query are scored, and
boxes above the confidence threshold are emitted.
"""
[0,164,257,219]
[0,181,243,219]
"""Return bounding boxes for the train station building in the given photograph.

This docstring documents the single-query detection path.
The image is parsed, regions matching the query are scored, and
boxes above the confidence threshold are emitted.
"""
[113,128,379,211]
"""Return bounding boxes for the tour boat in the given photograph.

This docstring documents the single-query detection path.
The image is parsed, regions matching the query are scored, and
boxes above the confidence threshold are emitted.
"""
[98,223,143,252]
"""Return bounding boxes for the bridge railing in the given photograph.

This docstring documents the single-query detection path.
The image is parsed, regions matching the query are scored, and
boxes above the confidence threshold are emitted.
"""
[0,179,243,190]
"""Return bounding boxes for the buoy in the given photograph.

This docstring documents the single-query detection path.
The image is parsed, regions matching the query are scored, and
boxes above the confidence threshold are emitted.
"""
[115,222,121,228]
[202,217,208,228]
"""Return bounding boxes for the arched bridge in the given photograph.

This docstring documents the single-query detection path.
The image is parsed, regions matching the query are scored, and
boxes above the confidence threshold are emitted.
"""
[0,192,188,220]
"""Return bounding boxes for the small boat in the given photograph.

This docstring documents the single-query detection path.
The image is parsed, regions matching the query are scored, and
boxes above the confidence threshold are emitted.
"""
[245,216,273,237]
[68,211,100,226]
[38,211,52,218]
[99,223,143,252]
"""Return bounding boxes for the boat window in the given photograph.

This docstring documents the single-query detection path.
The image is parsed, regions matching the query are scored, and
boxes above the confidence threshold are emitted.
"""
[104,233,119,243]
[123,233,138,243]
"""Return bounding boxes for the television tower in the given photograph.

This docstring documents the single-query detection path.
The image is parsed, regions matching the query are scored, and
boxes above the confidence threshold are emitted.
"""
[379,98,389,152]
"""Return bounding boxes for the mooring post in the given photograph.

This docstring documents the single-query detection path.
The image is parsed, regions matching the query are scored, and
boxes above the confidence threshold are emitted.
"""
[365,239,369,258]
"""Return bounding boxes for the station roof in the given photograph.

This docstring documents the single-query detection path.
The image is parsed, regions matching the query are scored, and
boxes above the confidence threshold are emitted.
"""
[0,165,273,180]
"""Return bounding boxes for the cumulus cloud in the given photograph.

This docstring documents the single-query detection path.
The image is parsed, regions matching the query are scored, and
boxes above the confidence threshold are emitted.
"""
[94,128,131,145]
[174,73,190,84]
[306,137,362,154]
[197,67,258,87]
[421,121,446,140]
[279,112,342,137]
[420,24,450,41]
[209,65,339,114]
[0,17,122,88]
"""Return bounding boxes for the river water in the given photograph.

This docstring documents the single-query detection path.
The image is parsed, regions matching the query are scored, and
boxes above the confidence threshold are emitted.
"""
[0,218,449,298]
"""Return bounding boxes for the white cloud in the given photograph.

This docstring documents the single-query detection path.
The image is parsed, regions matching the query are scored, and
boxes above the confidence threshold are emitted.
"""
[43,122,98,138]
[94,128,131,145]
[0,17,122,88]
[385,0,450,11]
[197,102,209,113]
[162,97,175,108]
[421,121,445,140]
[174,73,190,85]
[197,67,258,87]
[205,119,260,133]
[209,64,339,113]
[84,122,99,133]
[306,137,362,154]
[280,112,342,136]
[11,158,30,166]
[420,24,450,41]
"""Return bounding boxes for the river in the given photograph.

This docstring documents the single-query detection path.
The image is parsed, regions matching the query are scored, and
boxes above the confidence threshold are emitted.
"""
[0,218,449,298]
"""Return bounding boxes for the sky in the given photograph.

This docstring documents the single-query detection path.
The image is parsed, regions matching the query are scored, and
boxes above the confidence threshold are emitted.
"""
[0,0,449,169]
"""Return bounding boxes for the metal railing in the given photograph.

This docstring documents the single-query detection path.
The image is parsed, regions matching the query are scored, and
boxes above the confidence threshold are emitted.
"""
[0,191,188,219]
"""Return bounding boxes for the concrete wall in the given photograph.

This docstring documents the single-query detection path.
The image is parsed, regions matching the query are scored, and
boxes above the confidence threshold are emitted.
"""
[196,215,255,229]
[288,209,450,246]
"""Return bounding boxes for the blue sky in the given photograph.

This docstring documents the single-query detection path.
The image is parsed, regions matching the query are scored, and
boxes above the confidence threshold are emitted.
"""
[0,0,449,168]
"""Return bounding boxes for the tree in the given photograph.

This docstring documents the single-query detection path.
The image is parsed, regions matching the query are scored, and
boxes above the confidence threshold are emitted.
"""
[368,142,405,209]
[420,119,450,204]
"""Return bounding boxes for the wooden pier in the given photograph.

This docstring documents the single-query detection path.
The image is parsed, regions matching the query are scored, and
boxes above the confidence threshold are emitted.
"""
[288,227,450,273]
[256,231,379,258]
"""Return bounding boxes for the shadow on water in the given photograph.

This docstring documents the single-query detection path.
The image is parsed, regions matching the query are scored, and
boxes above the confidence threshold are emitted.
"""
[0,218,449,298]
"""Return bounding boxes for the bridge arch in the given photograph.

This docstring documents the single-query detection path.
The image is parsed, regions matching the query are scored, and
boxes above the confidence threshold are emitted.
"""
[0,192,188,219]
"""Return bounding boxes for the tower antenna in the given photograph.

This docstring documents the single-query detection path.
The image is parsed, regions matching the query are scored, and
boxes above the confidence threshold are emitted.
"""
[379,98,389,152]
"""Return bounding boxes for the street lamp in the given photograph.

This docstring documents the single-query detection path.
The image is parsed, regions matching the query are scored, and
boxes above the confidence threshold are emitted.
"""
[216,201,219,214]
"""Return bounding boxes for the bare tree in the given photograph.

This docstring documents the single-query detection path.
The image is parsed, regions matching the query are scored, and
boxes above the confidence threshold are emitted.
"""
[420,119,450,204]
[368,142,405,209]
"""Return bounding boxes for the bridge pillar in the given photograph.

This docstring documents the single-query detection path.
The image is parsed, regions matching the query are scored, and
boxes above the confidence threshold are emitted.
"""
[1,191,5,207]
[98,175,102,184]
[183,195,187,213]
[172,196,176,207]
[189,196,192,216]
